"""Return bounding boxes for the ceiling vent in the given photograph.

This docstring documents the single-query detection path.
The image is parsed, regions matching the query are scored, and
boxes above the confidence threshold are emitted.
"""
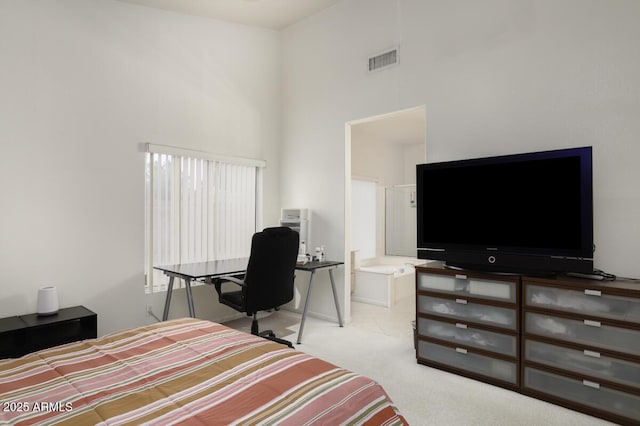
[368,48,398,72]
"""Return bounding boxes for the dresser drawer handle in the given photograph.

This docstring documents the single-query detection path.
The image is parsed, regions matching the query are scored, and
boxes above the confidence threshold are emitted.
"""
[455,323,468,329]
[583,319,601,327]
[455,299,468,305]
[584,289,602,297]
[455,274,468,280]
[583,350,601,358]
[582,379,600,389]
[455,347,468,354]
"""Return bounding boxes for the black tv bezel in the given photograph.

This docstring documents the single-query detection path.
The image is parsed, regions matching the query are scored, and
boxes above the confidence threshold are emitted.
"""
[416,146,594,275]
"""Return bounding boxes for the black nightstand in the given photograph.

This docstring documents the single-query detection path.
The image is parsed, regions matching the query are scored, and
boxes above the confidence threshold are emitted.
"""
[0,306,97,359]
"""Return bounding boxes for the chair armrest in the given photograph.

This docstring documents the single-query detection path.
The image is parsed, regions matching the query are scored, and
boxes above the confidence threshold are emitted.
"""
[213,274,245,296]
[219,275,246,286]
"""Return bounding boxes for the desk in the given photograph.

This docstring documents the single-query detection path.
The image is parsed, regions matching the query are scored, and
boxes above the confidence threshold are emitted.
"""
[155,258,249,321]
[155,259,344,344]
[295,260,344,344]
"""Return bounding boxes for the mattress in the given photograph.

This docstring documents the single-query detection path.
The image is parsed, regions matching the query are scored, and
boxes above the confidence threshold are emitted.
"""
[0,318,406,425]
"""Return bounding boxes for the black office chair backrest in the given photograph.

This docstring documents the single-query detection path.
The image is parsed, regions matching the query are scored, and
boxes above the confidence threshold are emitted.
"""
[243,226,299,314]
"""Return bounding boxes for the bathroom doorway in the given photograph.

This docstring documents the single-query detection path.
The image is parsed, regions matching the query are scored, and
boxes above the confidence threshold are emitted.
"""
[344,106,426,326]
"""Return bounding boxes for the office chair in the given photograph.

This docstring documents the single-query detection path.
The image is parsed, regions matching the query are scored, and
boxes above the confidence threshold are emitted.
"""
[214,226,299,348]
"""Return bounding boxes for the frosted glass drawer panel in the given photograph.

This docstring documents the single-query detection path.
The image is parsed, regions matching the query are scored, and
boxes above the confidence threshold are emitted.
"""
[525,339,640,388]
[418,318,517,357]
[418,274,515,302]
[418,274,468,292]
[467,279,515,302]
[526,285,640,322]
[524,367,640,421]
[418,340,517,384]
[418,295,516,330]
[525,312,640,356]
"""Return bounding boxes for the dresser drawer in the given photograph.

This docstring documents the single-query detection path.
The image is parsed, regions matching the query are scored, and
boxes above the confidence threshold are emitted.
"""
[418,273,516,303]
[524,339,640,389]
[525,312,640,356]
[418,317,517,357]
[418,340,517,384]
[418,295,516,330]
[525,284,640,322]
[524,367,640,422]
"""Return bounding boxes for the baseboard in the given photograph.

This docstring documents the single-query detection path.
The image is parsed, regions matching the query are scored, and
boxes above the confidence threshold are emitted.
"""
[278,306,347,324]
[351,296,390,308]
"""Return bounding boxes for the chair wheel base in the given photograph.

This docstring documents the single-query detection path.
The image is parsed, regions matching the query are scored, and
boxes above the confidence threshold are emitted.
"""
[259,329,276,338]
[261,333,294,349]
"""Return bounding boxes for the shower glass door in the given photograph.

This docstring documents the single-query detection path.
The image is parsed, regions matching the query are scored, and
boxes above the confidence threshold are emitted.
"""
[385,185,416,256]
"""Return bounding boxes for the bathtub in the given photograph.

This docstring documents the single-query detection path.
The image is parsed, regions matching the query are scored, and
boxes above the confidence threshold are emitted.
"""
[352,261,416,307]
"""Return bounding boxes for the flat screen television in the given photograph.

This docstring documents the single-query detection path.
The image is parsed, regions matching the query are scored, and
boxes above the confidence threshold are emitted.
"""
[416,146,593,275]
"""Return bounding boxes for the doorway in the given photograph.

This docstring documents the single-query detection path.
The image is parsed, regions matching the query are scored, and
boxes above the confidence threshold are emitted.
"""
[344,106,426,325]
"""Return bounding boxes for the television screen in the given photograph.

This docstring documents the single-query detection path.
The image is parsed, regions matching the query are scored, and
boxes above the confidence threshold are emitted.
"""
[416,147,593,274]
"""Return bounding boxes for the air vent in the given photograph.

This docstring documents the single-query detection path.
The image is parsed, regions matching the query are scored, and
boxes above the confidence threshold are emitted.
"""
[368,48,398,72]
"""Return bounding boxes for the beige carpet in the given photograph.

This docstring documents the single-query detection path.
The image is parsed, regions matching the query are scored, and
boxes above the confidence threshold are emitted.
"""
[223,297,614,426]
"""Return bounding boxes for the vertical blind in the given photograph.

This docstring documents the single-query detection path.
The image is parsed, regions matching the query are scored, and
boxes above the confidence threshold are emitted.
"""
[145,146,262,293]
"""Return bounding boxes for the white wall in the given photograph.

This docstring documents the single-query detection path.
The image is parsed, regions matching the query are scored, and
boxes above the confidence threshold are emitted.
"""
[0,0,281,335]
[351,136,405,186]
[403,143,424,185]
[3,0,638,335]
[350,179,377,260]
[282,0,640,320]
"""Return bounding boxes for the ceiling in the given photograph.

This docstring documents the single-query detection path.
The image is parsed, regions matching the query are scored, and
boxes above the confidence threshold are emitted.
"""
[116,0,342,30]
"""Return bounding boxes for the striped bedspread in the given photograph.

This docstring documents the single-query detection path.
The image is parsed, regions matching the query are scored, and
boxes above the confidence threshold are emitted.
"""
[0,318,406,425]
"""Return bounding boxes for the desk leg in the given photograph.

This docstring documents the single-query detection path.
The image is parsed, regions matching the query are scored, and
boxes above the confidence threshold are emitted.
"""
[162,276,175,321]
[297,270,315,344]
[184,278,196,318]
[328,269,344,327]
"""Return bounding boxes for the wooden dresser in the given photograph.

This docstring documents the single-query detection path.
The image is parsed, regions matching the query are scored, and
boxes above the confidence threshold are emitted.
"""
[522,275,640,424]
[416,264,520,390]
[416,263,640,425]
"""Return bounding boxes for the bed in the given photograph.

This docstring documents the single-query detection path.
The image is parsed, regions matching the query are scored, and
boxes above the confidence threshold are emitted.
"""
[0,318,406,425]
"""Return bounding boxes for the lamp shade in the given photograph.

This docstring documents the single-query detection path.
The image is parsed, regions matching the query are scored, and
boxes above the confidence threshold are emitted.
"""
[37,286,59,316]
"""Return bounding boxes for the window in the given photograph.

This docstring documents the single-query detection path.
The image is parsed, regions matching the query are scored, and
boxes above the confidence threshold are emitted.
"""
[144,144,264,293]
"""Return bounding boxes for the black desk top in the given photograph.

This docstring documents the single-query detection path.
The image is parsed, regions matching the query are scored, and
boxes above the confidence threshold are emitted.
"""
[154,258,249,279]
[295,260,344,271]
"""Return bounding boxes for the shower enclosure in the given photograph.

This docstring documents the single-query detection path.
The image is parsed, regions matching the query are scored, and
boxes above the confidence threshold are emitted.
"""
[385,184,417,257]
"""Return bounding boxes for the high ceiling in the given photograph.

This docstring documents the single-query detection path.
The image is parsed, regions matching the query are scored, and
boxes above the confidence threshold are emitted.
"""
[116,0,341,30]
